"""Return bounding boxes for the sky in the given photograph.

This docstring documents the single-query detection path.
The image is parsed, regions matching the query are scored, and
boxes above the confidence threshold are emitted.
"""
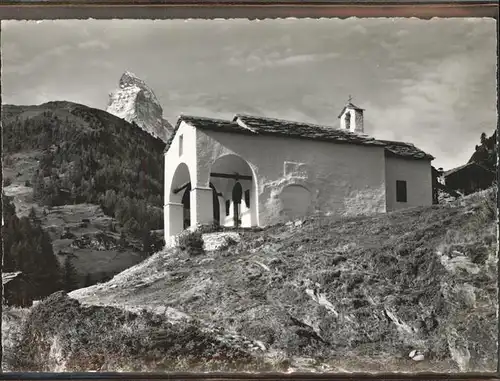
[1,18,497,170]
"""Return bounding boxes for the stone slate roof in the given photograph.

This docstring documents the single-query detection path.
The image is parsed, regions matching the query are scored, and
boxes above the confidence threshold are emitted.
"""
[2,271,22,286]
[166,114,434,161]
[378,140,434,161]
[444,162,495,177]
[234,114,386,148]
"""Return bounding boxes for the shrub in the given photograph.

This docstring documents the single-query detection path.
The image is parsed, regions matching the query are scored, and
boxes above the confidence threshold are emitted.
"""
[177,229,205,256]
[224,236,239,248]
[3,176,13,186]
[196,222,222,235]
[476,188,497,223]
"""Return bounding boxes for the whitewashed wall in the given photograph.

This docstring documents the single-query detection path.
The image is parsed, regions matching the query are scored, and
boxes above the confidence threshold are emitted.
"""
[195,130,388,228]
[384,156,433,212]
[163,121,198,239]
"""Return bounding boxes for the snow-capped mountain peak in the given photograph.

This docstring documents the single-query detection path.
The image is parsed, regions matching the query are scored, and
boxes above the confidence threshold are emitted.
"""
[119,71,146,90]
[107,71,173,142]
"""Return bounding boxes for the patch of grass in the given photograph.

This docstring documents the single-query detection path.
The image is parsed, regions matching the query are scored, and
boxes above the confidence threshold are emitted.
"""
[2,306,30,370]
[7,292,270,372]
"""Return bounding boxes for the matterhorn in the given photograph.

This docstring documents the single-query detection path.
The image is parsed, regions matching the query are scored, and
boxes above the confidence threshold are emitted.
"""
[106,71,174,142]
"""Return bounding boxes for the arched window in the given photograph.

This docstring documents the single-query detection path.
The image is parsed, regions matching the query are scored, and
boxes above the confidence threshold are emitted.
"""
[181,183,191,229]
[232,182,243,227]
[210,183,220,226]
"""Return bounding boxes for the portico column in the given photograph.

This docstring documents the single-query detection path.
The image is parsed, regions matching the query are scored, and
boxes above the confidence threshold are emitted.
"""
[190,186,214,228]
[218,195,225,226]
[164,202,184,241]
[250,184,259,227]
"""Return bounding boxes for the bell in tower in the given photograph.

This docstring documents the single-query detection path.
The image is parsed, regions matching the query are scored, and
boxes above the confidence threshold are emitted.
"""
[338,95,365,134]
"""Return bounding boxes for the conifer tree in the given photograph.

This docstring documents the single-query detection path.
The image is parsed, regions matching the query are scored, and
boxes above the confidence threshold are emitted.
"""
[118,231,127,252]
[84,273,93,287]
[141,228,153,256]
[481,132,487,146]
[63,256,79,292]
[2,193,62,299]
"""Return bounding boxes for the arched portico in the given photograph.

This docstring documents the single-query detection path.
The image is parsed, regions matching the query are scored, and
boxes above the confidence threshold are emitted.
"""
[206,154,258,228]
[165,154,259,242]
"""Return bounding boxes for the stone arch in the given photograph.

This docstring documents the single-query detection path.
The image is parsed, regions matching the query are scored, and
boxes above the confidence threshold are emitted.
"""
[278,184,313,220]
[167,162,191,203]
[165,162,192,237]
[167,162,191,204]
[208,154,258,228]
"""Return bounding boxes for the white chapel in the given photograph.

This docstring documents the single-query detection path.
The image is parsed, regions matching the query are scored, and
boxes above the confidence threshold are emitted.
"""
[163,101,434,240]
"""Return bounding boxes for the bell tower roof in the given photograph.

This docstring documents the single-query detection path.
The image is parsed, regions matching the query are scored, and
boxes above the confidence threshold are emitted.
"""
[337,95,364,118]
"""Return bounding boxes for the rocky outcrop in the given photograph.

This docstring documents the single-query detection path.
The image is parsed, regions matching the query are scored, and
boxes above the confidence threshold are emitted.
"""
[106,71,173,142]
[68,187,497,372]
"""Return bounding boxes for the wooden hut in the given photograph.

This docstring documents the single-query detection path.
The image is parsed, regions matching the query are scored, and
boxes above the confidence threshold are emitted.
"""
[444,162,496,196]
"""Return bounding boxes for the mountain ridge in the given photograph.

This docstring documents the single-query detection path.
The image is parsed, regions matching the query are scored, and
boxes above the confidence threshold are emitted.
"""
[2,100,166,290]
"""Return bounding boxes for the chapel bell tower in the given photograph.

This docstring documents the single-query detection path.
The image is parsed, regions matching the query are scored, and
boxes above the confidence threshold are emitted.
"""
[338,96,365,134]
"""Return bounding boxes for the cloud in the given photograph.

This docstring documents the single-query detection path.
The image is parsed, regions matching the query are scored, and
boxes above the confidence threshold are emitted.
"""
[2,44,73,76]
[229,51,340,72]
[1,18,496,171]
[367,50,496,170]
[77,40,109,50]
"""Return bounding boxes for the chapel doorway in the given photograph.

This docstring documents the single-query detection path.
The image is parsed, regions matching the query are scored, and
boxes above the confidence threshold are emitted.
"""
[210,182,221,226]
[181,182,221,228]
[232,182,243,227]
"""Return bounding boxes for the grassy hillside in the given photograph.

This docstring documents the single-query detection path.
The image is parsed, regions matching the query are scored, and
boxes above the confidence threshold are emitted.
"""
[6,186,497,373]
[2,101,165,288]
[2,101,165,231]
